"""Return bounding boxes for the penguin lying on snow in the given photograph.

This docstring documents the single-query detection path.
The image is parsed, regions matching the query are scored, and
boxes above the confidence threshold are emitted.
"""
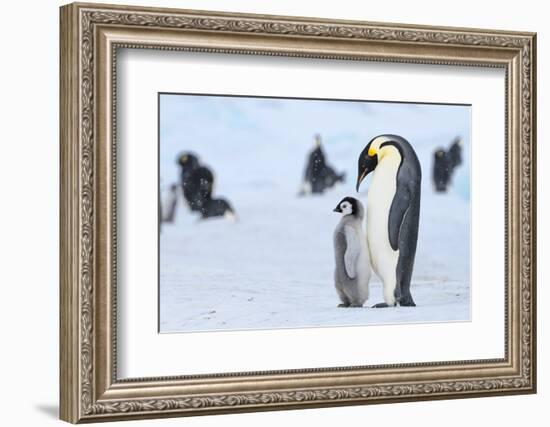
[177,152,214,212]
[333,197,371,307]
[356,134,421,308]
[432,137,463,192]
[299,134,345,195]
[199,197,236,220]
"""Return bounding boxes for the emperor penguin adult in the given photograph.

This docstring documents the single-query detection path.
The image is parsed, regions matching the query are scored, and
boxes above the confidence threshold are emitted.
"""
[332,197,371,307]
[356,134,421,307]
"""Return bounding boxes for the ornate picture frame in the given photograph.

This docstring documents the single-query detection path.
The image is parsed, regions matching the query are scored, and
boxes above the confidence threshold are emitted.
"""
[60,2,536,423]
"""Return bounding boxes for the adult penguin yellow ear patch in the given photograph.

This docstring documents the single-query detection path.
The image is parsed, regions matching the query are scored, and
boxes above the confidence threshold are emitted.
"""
[368,147,377,157]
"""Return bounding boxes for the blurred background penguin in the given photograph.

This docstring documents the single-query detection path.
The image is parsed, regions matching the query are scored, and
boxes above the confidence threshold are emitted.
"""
[172,151,236,221]
[432,137,463,193]
[177,152,214,212]
[299,134,345,196]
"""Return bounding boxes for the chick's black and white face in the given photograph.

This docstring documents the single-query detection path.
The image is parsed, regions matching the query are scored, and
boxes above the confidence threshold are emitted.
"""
[333,197,357,216]
[339,200,353,216]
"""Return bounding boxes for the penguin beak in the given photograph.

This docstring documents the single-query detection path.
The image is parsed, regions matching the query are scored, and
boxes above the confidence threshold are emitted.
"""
[356,151,378,192]
[333,206,342,213]
[356,169,368,192]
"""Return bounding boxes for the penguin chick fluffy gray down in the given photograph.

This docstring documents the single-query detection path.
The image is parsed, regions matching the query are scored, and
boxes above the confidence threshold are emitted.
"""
[333,197,371,307]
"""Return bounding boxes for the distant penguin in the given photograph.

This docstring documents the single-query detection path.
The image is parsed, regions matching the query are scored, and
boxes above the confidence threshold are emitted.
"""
[356,134,421,307]
[448,137,463,168]
[432,148,450,192]
[300,134,345,195]
[333,197,371,307]
[177,152,214,211]
[161,184,179,223]
[199,197,236,220]
[432,137,463,193]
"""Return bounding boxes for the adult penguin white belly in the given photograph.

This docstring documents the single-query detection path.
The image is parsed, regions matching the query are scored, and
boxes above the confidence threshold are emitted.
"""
[356,134,421,307]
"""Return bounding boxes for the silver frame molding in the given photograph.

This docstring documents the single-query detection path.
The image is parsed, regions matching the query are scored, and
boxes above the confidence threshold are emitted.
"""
[60,2,537,423]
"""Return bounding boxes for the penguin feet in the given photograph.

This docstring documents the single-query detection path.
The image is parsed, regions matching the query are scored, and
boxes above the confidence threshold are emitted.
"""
[398,294,416,307]
[399,301,416,307]
[338,302,365,308]
[372,302,397,308]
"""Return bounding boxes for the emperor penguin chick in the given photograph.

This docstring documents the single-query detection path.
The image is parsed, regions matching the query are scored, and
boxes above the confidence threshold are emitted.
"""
[333,197,371,307]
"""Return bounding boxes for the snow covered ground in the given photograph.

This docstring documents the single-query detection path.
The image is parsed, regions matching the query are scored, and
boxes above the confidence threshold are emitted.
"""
[159,95,471,333]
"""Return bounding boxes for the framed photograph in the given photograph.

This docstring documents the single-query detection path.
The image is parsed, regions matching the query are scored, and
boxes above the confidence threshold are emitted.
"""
[60,2,537,423]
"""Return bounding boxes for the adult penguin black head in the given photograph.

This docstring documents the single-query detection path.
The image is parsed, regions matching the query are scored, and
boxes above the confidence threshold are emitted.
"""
[355,140,379,191]
[355,134,419,192]
[177,152,199,169]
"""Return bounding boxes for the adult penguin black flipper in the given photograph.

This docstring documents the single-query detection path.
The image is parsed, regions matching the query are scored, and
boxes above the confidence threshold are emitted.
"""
[387,182,412,252]
[356,134,421,308]
[388,139,421,306]
[392,187,420,307]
